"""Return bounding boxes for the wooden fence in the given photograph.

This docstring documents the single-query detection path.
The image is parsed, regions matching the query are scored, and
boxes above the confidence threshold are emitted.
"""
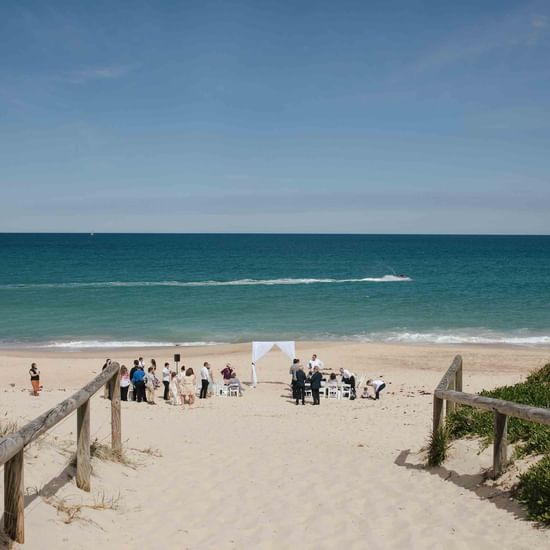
[433,355,550,478]
[0,361,122,544]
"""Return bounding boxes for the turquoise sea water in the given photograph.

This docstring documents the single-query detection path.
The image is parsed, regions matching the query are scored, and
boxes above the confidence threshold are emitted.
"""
[0,234,549,348]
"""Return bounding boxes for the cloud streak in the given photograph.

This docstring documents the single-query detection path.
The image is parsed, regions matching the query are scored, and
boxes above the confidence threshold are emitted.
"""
[64,64,133,84]
[410,8,549,74]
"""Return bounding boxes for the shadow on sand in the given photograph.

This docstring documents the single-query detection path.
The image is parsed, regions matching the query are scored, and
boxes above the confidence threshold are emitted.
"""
[394,449,529,521]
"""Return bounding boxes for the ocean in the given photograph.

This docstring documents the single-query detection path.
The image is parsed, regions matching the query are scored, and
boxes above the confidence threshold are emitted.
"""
[0,233,549,348]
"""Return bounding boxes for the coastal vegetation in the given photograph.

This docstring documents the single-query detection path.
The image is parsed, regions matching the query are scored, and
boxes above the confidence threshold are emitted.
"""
[445,363,550,524]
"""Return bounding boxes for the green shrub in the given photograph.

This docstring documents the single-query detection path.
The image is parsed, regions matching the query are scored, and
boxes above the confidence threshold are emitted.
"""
[517,455,550,524]
[427,425,451,467]
[446,363,550,456]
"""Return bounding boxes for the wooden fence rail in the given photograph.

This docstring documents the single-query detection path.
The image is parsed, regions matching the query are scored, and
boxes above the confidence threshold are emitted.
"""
[433,355,550,478]
[0,361,122,544]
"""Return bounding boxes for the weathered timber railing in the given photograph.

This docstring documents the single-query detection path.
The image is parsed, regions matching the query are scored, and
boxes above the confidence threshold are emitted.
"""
[0,361,121,544]
[433,355,550,479]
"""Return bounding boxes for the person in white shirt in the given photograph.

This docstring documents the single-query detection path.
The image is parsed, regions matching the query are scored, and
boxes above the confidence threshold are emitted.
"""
[199,362,210,399]
[162,362,171,401]
[340,368,356,397]
[308,354,323,372]
[367,379,386,400]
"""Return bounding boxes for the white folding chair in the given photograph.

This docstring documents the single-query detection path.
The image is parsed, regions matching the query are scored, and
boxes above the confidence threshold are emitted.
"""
[341,384,352,399]
[304,383,312,398]
[219,384,229,397]
[327,386,339,399]
[229,385,240,397]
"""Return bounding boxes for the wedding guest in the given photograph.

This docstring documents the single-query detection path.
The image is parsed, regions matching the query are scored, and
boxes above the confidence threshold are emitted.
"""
[130,360,140,401]
[310,366,322,405]
[220,363,234,384]
[145,366,157,404]
[289,358,301,399]
[162,362,171,400]
[327,372,339,387]
[29,362,40,396]
[367,378,386,400]
[308,354,323,372]
[120,365,130,401]
[181,367,196,407]
[200,362,210,399]
[340,368,356,397]
[150,359,161,389]
[228,371,244,396]
[132,365,147,403]
[169,372,180,405]
[295,364,306,406]
[207,363,215,397]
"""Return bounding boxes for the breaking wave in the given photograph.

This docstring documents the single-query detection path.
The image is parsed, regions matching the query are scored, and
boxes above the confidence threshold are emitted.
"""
[0,275,412,289]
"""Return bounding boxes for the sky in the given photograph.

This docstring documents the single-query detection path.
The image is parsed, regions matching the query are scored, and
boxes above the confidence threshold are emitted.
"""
[1,0,549,234]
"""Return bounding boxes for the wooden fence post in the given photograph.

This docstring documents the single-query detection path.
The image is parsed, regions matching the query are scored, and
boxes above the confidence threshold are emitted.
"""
[76,400,91,491]
[446,377,455,417]
[493,411,508,478]
[109,365,121,453]
[4,449,24,543]
[433,397,444,434]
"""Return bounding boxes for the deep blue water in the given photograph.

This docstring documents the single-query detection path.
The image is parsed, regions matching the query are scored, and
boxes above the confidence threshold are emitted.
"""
[0,233,549,348]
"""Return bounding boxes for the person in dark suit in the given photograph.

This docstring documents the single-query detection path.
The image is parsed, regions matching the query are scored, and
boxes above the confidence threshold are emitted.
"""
[295,364,307,405]
[310,366,322,405]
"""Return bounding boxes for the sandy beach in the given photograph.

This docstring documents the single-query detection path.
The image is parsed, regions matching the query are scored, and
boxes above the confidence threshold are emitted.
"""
[1,341,550,549]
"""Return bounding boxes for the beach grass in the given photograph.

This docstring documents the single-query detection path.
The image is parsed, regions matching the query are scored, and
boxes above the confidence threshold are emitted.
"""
[446,363,550,523]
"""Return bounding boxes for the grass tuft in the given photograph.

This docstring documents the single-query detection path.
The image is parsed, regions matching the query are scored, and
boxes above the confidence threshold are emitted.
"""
[0,419,18,439]
[427,425,451,467]
[45,491,120,524]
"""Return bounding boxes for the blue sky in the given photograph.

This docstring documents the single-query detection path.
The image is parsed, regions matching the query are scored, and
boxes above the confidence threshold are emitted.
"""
[1,0,549,233]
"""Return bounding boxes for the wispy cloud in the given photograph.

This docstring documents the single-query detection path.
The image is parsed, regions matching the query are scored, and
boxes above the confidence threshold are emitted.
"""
[411,8,549,74]
[64,64,133,84]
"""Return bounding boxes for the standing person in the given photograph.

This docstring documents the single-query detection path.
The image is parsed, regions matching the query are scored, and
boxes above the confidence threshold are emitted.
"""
[132,366,147,403]
[120,365,130,401]
[310,366,322,405]
[207,363,215,397]
[150,359,160,389]
[295,364,307,406]
[129,360,140,401]
[200,362,210,399]
[138,357,145,369]
[169,372,180,405]
[181,367,196,407]
[367,379,386,400]
[289,358,301,400]
[220,363,234,384]
[162,362,171,401]
[29,362,40,396]
[145,367,156,404]
[308,354,323,372]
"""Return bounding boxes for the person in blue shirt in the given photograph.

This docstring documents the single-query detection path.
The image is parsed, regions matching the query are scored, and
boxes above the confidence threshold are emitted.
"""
[132,367,147,403]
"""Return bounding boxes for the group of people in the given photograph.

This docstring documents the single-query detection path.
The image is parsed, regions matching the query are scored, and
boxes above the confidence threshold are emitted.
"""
[29,353,386,406]
[289,354,386,406]
[107,357,244,407]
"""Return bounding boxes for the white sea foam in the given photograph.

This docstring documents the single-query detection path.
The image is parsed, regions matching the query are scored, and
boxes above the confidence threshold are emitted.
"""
[0,275,412,289]
[41,340,222,349]
[351,331,550,347]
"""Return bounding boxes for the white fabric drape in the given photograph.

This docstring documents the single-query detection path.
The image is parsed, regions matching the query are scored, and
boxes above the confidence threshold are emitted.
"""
[251,341,296,386]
